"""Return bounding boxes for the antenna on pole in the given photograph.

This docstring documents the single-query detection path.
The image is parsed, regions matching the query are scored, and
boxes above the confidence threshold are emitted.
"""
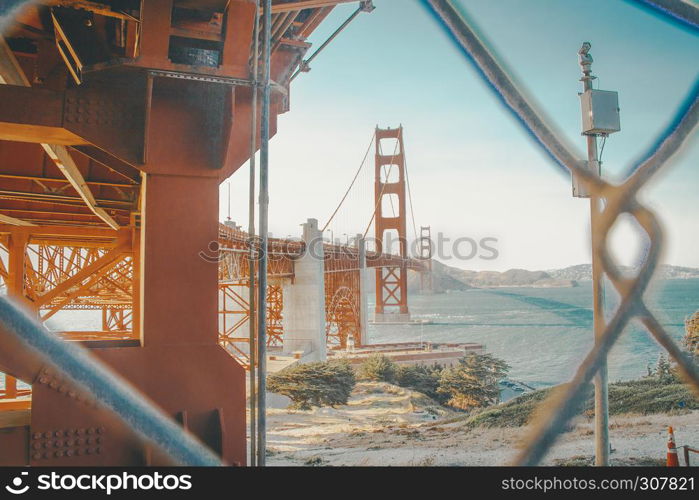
[576,41,621,467]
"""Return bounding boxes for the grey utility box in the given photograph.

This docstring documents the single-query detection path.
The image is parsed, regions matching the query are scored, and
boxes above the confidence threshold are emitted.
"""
[580,89,620,135]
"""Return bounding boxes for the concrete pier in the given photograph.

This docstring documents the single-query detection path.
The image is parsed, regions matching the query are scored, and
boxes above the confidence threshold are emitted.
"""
[282,219,327,361]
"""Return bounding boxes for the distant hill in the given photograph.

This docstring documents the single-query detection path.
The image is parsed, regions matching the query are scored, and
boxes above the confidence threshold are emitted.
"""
[408,262,699,293]
[547,264,699,282]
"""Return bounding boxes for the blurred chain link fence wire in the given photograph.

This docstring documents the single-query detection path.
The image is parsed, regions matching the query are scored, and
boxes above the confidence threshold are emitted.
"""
[422,0,699,465]
[0,0,697,467]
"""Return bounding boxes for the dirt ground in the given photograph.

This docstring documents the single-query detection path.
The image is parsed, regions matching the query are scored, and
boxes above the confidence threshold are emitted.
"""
[259,382,698,466]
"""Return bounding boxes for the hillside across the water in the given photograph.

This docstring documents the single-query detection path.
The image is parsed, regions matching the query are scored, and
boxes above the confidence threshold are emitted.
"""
[409,262,699,293]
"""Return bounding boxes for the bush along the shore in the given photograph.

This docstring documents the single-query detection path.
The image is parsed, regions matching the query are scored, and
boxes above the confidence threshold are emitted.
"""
[394,363,445,403]
[437,353,510,411]
[357,352,510,411]
[357,354,397,383]
[685,310,699,361]
[267,360,356,410]
[464,375,698,429]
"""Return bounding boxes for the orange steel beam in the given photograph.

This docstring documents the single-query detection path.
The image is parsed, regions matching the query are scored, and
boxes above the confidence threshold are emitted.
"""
[33,239,130,307]
[0,214,35,226]
[0,398,31,411]
[35,0,140,21]
[4,375,17,399]
[0,85,87,145]
[218,281,285,369]
[0,34,121,229]
[267,0,355,14]
[325,269,360,349]
[0,173,137,188]
[0,224,122,239]
[39,255,131,321]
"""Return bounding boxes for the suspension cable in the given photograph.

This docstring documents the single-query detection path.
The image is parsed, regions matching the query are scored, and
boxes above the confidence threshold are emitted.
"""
[321,131,375,232]
[404,139,419,243]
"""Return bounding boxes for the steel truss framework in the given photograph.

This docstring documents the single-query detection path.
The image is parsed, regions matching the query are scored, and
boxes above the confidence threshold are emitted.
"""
[219,281,284,370]
[0,220,426,380]
[325,245,362,348]
[216,223,426,363]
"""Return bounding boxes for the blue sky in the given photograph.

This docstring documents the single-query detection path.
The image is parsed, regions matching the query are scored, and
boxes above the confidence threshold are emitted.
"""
[221,0,699,272]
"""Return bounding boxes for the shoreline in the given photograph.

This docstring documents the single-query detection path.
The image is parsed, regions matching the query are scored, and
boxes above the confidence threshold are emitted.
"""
[262,382,698,467]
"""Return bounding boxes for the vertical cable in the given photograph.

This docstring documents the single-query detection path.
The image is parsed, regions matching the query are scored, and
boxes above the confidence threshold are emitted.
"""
[256,0,272,467]
[247,0,260,467]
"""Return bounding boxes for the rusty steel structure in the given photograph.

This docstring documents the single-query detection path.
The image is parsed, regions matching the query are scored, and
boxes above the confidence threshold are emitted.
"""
[324,243,362,348]
[217,222,297,368]
[0,0,384,466]
[216,221,425,365]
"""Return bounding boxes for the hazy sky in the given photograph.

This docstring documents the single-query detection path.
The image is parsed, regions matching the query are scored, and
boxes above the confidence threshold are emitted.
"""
[220,0,699,272]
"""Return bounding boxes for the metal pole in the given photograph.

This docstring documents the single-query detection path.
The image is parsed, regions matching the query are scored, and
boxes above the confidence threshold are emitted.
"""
[290,2,375,81]
[256,0,272,467]
[247,0,260,468]
[579,42,609,466]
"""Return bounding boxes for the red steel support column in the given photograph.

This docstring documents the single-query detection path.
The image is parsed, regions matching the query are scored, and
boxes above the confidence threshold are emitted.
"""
[6,231,32,313]
[374,126,409,320]
[140,173,219,346]
[87,78,246,466]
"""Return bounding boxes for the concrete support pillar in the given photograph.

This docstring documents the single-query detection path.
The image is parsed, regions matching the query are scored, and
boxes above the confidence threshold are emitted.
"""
[357,234,369,346]
[282,218,326,361]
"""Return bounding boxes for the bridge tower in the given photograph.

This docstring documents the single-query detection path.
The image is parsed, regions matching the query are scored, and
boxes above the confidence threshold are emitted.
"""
[373,127,409,322]
[419,226,434,293]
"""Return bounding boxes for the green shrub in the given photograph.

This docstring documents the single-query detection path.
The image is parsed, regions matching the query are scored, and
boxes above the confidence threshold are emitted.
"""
[463,376,698,428]
[395,363,444,402]
[437,353,509,411]
[267,360,356,410]
[685,310,699,360]
[358,354,397,382]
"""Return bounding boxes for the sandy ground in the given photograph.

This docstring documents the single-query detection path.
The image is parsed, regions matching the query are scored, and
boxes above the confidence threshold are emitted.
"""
[259,382,698,466]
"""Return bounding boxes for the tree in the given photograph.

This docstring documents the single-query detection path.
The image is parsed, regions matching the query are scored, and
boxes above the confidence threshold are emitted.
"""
[358,354,397,383]
[653,353,674,383]
[395,363,444,402]
[684,310,699,361]
[267,360,356,410]
[437,353,509,411]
